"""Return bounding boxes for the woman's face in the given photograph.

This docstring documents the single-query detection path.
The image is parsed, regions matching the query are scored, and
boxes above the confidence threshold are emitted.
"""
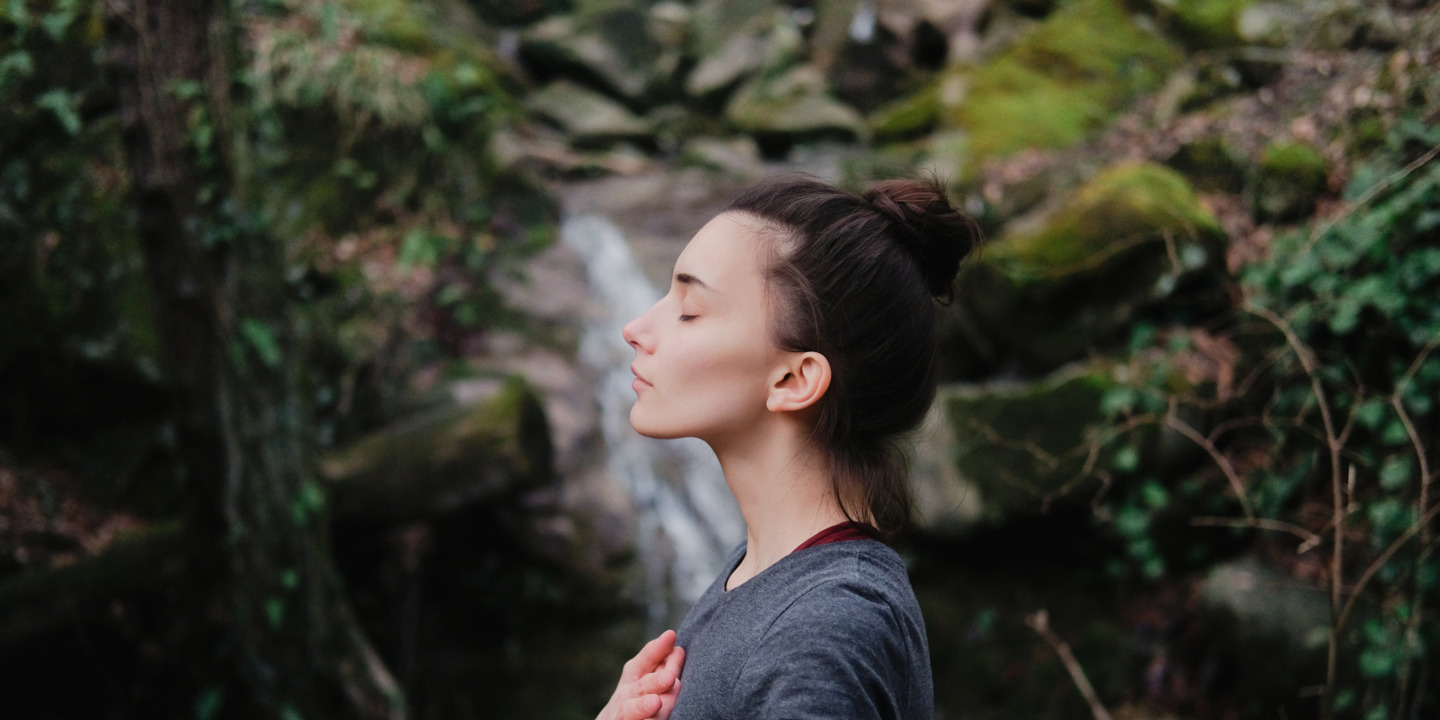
[622,212,782,444]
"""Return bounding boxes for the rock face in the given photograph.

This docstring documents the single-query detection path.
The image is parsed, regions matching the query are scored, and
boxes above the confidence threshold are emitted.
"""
[322,376,553,523]
[725,65,869,155]
[959,162,1224,373]
[914,363,1115,532]
[526,80,655,148]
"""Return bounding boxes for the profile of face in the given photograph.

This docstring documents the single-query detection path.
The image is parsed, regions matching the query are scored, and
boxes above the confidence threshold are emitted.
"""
[622,213,785,446]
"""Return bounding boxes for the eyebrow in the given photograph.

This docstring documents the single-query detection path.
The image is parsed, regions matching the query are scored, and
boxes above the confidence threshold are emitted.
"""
[675,272,719,293]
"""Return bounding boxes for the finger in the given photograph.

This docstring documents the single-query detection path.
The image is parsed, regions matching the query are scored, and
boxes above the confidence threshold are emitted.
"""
[625,630,676,677]
[654,679,681,720]
[634,668,675,696]
[662,645,685,678]
[618,693,662,720]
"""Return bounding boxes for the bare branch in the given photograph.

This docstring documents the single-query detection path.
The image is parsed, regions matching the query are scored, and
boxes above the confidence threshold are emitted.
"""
[1026,610,1114,720]
[1164,408,1254,519]
[1190,516,1323,552]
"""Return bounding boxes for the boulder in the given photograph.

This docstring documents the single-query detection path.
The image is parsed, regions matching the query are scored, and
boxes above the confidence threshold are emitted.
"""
[724,65,868,156]
[868,80,941,142]
[688,0,783,61]
[938,0,1182,173]
[322,376,553,523]
[685,20,802,99]
[1164,134,1248,194]
[518,9,664,104]
[526,80,655,149]
[917,363,1116,532]
[1200,559,1331,652]
[961,162,1225,373]
[1144,0,1256,49]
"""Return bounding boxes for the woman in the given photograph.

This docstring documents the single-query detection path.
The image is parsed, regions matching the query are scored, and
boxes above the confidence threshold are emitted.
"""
[596,175,980,720]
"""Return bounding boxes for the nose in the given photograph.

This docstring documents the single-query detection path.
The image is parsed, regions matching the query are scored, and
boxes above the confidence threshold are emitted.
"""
[622,305,652,351]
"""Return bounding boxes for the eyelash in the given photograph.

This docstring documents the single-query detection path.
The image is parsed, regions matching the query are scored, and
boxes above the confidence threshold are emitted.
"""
[679,314,697,322]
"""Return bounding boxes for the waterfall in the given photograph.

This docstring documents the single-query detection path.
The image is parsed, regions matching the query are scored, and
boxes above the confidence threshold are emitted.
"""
[562,214,745,628]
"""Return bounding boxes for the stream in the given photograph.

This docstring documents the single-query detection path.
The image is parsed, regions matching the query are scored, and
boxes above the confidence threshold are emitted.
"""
[562,213,745,630]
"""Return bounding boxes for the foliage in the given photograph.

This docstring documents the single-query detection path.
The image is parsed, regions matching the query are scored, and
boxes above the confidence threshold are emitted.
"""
[1,0,555,458]
[1096,111,1440,719]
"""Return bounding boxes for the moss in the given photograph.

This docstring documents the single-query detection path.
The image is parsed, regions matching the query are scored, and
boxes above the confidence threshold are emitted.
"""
[943,0,1181,169]
[1255,141,1328,223]
[945,365,1115,522]
[868,81,940,142]
[961,162,1224,371]
[1152,0,1254,48]
[1260,141,1328,189]
[995,161,1223,279]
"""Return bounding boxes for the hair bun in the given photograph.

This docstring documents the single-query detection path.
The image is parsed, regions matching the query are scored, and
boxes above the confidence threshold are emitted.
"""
[863,179,980,302]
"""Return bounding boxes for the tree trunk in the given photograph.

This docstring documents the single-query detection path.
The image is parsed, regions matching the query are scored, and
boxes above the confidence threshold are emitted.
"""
[105,0,403,716]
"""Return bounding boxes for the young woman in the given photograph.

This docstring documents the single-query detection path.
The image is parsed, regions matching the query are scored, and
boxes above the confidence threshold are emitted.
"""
[595,175,980,720]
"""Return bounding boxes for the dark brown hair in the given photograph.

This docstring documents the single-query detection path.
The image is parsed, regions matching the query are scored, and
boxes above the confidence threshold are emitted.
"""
[726,175,980,537]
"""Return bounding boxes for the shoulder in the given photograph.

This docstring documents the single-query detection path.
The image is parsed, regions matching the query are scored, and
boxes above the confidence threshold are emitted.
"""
[732,542,932,718]
[767,540,923,645]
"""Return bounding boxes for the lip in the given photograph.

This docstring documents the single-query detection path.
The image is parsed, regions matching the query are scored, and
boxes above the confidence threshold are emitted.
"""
[630,365,652,391]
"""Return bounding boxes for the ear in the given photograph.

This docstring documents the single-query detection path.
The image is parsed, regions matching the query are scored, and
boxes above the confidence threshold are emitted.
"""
[766,351,831,413]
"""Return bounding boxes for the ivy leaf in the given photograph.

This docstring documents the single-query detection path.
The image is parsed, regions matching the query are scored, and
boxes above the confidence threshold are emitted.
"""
[1378,455,1412,493]
[239,319,282,369]
[35,89,81,135]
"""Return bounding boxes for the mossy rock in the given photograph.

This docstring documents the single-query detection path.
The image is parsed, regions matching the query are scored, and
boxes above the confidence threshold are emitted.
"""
[323,376,553,523]
[868,80,941,143]
[963,162,1225,372]
[724,65,867,155]
[526,80,655,148]
[1145,0,1255,48]
[518,8,665,103]
[938,363,1116,525]
[1165,134,1247,193]
[939,0,1181,172]
[1255,141,1328,223]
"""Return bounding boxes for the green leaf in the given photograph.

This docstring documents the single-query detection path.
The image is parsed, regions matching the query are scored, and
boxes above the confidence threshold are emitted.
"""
[194,686,224,720]
[35,89,81,135]
[397,229,445,269]
[1140,480,1169,510]
[1378,455,1412,492]
[239,319,282,369]
[1112,445,1140,473]
[1359,646,1396,678]
[264,597,285,629]
[1354,399,1386,430]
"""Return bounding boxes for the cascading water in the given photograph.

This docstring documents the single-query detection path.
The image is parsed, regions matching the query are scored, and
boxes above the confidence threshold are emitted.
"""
[562,214,745,629]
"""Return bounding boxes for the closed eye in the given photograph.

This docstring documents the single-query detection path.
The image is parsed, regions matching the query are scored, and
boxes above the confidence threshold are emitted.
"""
[679,314,697,322]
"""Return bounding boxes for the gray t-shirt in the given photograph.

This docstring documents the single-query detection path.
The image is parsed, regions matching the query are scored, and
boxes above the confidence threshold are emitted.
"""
[671,539,932,720]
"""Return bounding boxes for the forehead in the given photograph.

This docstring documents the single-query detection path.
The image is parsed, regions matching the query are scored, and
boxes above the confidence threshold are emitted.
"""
[674,212,768,284]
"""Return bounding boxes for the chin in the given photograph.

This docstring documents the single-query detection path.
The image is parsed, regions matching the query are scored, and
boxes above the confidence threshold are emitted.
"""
[628,406,689,440]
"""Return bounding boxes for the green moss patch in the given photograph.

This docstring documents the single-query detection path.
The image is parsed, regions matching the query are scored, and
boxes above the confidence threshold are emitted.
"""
[943,0,1181,168]
[996,161,1223,278]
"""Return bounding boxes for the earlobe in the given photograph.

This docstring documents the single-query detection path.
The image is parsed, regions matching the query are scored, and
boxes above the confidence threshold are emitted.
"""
[766,352,831,412]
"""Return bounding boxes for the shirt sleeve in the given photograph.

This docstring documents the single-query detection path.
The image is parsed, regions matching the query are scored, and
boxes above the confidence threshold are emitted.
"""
[730,580,914,720]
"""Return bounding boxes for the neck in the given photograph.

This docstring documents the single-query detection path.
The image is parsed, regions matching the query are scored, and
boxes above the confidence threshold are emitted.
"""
[708,418,847,590]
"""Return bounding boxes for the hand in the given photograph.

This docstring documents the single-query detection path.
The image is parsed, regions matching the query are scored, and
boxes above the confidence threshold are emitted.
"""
[597,629,686,720]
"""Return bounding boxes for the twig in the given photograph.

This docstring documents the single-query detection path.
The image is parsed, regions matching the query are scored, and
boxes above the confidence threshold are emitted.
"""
[1334,496,1440,640]
[1244,300,1346,720]
[1026,610,1114,720]
[1164,407,1254,519]
[1191,516,1324,553]
[1303,140,1440,255]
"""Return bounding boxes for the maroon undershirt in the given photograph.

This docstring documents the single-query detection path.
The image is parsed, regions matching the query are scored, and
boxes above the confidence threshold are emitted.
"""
[793,520,882,552]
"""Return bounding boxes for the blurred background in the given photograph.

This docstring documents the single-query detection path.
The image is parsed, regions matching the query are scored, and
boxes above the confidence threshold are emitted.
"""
[2,0,1438,718]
